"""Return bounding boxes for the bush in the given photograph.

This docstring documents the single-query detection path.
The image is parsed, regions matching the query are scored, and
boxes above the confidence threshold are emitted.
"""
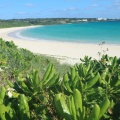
[0,39,120,119]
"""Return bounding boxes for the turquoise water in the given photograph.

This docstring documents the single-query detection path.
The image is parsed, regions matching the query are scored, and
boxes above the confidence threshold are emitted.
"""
[20,21,120,44]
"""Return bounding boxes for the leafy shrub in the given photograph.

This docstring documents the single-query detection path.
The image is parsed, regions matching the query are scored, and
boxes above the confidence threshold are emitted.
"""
[0,38,69,85]
[0,39,120,119]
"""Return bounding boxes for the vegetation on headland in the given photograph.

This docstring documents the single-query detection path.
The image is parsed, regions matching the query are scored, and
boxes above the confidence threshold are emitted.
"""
[0,38,120,119]
[0,18,119,28]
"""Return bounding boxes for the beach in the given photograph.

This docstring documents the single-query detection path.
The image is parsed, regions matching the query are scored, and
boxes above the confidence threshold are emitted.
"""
[0,26,120,65]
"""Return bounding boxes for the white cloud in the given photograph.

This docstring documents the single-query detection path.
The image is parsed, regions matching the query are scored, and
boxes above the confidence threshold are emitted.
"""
[25,3,34,7]
[64,0,80,1]
[50,7,79,13]
[0,4,9,8]
[64,7,79,11]
[45,7,81,18]
[16,12,26,15]
[108,1,120,10]
[92,4,98,7]
[85,4,100,10]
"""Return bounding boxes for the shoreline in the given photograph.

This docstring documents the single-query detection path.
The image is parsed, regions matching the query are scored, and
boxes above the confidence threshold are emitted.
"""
[0,26,120,65]
[9,29,120,47]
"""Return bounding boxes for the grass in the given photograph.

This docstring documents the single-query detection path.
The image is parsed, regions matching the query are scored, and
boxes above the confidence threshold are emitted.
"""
[0,38,70,86]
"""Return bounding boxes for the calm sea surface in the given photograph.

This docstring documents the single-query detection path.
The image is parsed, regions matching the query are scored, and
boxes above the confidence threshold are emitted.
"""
[20,21,120,44]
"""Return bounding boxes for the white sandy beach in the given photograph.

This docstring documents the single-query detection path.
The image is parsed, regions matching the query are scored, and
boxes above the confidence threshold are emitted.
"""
[0,26,120,65]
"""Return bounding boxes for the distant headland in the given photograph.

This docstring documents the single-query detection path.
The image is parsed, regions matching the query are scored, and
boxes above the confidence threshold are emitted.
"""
[0,18,120,28]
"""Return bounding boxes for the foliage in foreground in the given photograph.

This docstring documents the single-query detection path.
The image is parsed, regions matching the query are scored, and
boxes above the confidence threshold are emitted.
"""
[0,55,120,119]
[54,55,120,120]
[0,38,69,85]
[0,39,120,119]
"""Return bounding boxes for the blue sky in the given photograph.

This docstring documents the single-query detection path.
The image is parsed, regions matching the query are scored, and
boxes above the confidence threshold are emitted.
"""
[0,0,120,19]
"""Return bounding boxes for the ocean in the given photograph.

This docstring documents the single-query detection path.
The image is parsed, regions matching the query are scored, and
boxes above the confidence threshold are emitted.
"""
[19,21,120,44]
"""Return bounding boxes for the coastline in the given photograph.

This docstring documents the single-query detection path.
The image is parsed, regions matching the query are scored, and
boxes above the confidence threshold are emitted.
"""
[0,26,120,65]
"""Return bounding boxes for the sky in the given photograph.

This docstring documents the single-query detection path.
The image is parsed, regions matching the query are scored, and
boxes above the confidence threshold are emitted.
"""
[0,0,120,19]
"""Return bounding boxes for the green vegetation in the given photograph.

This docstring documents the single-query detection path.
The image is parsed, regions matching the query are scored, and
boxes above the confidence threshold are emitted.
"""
[0,18,117,28]
[0,18,76,28]
[0,38,69,85]
[0,38,120,119]
[0,18,84,28]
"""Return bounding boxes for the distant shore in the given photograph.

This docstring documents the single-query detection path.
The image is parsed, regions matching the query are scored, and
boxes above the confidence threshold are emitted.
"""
[0,26,120,65]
